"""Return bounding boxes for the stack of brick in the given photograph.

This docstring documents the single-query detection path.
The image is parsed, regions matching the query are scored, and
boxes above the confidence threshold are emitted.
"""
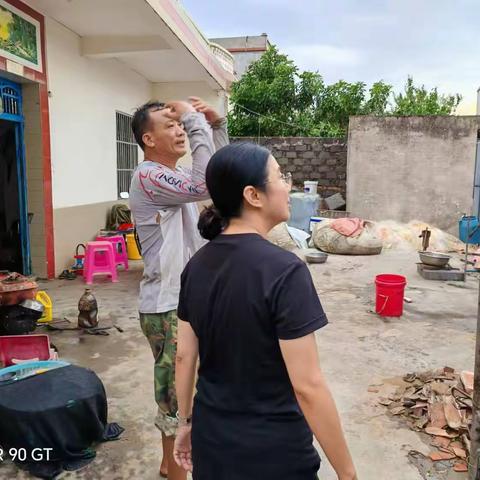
[231,137,347,198]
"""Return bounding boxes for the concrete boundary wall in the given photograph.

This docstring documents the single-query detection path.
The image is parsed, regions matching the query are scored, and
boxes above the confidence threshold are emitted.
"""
[347,116,480,234]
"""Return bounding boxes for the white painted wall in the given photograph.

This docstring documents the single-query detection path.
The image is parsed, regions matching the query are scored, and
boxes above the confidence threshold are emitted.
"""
[152,81,227,117]
[46,17,152,209]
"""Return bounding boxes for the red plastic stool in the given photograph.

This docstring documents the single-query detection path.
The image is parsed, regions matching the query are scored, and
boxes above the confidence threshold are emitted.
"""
[95,235,129,270]
[83,241,118,284]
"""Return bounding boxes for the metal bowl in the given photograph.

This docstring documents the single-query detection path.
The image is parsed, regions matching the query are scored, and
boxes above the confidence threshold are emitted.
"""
[20,299,44,314]
[305,251,329,264]
[418,251,451,268]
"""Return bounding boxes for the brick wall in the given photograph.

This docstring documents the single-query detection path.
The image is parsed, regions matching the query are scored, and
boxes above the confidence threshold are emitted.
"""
[231,137,347,197]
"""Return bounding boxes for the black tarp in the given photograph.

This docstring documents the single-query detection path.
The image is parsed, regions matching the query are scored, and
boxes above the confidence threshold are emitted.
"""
[0,365,123,479]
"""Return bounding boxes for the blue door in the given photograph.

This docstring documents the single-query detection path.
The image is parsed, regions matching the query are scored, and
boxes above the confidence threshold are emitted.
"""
[0,78,30,275]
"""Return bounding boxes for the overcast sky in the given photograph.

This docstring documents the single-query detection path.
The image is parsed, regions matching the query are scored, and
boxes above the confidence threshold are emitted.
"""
[181,0,479,114]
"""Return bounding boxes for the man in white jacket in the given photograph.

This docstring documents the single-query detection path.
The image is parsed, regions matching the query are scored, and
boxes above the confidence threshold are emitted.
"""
[129,97,228,479]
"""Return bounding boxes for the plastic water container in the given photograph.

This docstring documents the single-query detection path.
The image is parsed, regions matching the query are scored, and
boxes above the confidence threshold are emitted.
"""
[288,193,321,232]
[36,291,52,323]
[304,181,318,195]
[459,215,480,244]
[126,233,142,260]
[309,216,322,232]
[375,274,407,317]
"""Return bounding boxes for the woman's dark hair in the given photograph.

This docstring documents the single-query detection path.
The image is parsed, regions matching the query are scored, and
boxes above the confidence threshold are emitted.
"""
[198,142,271,240]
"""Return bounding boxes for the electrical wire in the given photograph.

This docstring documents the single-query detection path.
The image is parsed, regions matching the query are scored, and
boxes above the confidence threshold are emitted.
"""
[231,102,313,138]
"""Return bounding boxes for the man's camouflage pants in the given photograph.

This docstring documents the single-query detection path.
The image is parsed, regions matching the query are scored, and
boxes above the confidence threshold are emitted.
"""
[140,310,179,437]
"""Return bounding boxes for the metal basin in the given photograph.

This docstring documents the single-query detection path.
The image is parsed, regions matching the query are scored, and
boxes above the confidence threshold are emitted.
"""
[20,299,45,316]
[305,251,329,264]
[418,251,451,268]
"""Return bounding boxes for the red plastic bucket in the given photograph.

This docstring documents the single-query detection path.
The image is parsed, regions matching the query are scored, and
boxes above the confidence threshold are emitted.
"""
[375,274,407,317]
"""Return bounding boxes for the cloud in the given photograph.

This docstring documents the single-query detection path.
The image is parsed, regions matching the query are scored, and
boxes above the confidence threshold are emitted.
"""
[350,13,394,25]
[181,0,479,107]
[283,44,363,72]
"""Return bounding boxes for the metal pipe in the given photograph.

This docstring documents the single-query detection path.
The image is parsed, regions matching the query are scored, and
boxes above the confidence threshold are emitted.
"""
[465,217,471,281]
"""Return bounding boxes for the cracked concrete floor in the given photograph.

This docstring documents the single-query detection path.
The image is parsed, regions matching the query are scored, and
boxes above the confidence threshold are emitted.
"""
[0,250,476,480]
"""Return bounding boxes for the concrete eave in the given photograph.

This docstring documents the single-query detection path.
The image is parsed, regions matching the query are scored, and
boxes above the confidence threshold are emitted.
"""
[144,0,232,91]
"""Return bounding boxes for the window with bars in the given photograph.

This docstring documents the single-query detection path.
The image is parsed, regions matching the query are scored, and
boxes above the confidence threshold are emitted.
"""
[116,111,138,197]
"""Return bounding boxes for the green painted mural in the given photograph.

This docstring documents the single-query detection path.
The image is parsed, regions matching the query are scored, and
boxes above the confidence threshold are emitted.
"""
[0,2,38,66]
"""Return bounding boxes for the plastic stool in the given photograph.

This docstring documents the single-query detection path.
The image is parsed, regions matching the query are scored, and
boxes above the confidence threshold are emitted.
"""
[83,241,118,284]
[95,235,129,270]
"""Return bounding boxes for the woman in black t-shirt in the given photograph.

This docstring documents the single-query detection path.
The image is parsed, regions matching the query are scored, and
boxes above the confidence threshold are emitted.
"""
[173,142,356,480]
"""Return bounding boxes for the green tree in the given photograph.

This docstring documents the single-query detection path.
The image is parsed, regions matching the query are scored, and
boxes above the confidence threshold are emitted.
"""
[363,81,393,115]
[313,80,366,133]
[392,76,462,115]
[228,46,462,138]
[228,46,300,137]
[228,46,357,137]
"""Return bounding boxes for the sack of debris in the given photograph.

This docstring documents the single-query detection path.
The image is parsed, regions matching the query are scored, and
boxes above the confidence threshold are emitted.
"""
[267,223,297,251]
[312,219,383,255]
[371,220,465,253]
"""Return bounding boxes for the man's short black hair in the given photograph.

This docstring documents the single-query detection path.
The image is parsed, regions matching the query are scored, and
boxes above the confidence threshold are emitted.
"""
[131,101,165,151]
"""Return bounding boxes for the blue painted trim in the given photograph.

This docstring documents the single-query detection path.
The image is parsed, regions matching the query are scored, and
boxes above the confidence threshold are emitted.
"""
[0,79,23,122]
[15,123,31,274]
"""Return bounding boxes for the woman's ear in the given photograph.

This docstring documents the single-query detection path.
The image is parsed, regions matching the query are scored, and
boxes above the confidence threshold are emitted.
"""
[243,186,263,209]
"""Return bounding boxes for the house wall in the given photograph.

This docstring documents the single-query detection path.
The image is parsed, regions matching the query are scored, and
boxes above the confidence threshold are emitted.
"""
[0,0,53,277]
[45,20,227,273]
[152,81,227,116]
[347,116,480,234]
[23,83,48,277]
[45,17,152,273]
[46,17,151,209]
[210,35,267,78]
[231,51,264,77]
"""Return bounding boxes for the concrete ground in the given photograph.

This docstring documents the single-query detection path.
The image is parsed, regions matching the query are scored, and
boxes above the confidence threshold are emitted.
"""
[0,250,477,480]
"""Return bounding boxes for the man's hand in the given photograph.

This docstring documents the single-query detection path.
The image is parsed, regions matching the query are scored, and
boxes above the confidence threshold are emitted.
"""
[189,96,222,125]
[165,100,196,121]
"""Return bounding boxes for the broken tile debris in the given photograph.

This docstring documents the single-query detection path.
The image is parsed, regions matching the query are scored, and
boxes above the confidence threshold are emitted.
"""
[371,366,473,474]
[460,371,473,395]
[453,461,468,472]
[429,451,456,461]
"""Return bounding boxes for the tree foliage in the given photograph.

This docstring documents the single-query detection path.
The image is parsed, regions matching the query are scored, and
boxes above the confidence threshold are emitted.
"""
[391,77,462,115]
[228,46,462,137]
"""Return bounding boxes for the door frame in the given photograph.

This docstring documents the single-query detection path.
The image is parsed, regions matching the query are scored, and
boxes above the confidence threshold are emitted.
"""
[0,77,30,274]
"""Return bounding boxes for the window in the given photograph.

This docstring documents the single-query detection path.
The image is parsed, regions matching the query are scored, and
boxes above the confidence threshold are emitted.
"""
[116,111,138,196]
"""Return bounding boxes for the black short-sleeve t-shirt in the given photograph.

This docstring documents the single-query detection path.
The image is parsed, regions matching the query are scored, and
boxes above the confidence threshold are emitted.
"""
[178,233,327,416]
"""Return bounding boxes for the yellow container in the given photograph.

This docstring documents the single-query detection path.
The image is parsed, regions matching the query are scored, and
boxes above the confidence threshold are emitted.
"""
[126,233,142,260]
[36,291,53,323]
